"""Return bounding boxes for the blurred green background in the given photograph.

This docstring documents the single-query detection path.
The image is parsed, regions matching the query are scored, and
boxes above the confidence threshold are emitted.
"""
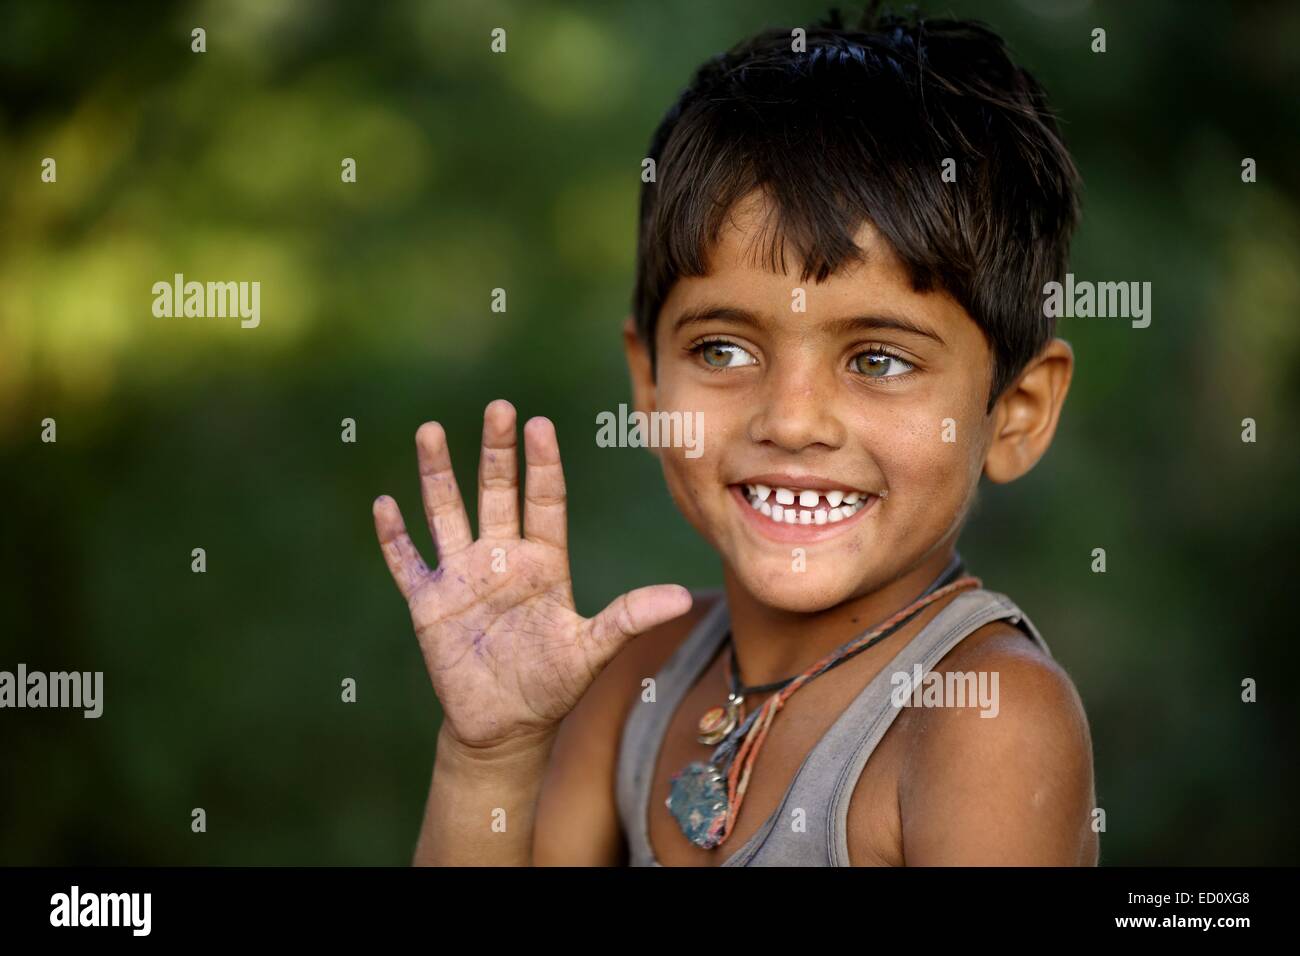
[1,0,1297,865]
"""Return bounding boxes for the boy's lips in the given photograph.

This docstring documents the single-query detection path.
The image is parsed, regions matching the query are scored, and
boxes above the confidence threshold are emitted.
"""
[727,482,876,543]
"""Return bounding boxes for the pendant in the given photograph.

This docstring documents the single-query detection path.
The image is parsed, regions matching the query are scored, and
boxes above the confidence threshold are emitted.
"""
[666,761,729,848]
[696,692,744,745]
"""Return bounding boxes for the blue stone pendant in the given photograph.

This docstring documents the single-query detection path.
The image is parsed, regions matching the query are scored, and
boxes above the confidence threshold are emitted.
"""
[666,761,729,848]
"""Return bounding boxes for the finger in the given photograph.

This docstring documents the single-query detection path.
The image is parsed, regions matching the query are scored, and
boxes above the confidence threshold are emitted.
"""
[416,421,474,561]
[477,399,520,541]
[373,495,430,601]
[587,585,693,659]
[522,416,568,550]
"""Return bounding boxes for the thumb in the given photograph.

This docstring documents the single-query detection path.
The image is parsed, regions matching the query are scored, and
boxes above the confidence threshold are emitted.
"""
[586,584,693,660]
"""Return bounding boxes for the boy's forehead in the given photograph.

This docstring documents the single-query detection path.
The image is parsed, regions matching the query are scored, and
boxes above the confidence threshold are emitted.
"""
[675,192,924,314]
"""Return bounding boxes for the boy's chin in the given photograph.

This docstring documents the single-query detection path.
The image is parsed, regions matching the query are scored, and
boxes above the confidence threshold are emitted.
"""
[734,564,869,614]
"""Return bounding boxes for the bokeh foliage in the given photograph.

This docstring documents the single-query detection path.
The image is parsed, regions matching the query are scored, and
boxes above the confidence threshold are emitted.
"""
[1,0,1297,863]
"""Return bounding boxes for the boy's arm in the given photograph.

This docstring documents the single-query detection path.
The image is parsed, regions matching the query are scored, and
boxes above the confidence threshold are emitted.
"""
[897,631,1099,865]
[372,403,693,867]
[413,724,557,866]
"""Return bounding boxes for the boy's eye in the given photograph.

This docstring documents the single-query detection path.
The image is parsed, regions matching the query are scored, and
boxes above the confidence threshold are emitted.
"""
[851,350,914,378]
[695,341,757,368]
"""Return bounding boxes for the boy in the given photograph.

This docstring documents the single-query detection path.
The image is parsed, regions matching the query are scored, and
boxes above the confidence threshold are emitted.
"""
[372,7,1097,866]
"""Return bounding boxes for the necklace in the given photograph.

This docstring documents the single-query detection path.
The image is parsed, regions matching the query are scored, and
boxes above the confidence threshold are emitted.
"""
[665,555,978,850]
[693,644,790,746]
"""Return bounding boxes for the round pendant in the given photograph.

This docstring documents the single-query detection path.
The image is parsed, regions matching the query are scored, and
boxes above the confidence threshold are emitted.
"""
[697,706,730,739]
[666,761,729,848]
[696,694,743,745]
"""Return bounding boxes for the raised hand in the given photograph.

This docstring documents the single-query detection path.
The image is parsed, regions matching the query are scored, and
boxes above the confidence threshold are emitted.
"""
[373,400,692,751]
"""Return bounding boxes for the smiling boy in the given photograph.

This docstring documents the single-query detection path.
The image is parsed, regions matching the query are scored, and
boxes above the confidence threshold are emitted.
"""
[373,9,1097,866]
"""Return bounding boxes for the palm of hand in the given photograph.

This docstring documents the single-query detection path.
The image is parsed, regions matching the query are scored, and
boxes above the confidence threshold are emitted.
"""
[373,401,691,750]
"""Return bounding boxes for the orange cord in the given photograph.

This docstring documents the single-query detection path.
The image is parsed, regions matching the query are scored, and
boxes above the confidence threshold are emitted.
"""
[719,575,981,843]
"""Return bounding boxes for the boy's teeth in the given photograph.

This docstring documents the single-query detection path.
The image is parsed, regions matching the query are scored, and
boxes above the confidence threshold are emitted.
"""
[740,483,870,527]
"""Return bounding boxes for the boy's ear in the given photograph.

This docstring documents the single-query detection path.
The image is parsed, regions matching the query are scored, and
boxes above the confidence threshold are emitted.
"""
[623,316,657,416]
[983,337,1074,484]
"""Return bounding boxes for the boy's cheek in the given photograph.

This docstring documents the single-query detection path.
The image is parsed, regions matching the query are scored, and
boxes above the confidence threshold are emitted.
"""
[656,420,725,500]
[653,412,741,537]
[894,421,976,484]
[658,455,719,544]
[867,411,984,529]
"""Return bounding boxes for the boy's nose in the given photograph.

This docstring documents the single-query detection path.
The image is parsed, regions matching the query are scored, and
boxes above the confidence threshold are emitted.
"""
[746,366,847,452]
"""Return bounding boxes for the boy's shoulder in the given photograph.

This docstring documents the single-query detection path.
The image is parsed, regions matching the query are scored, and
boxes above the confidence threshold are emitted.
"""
[891,613,1098,864]
[924,610,1086,736]
[534,588,721,865]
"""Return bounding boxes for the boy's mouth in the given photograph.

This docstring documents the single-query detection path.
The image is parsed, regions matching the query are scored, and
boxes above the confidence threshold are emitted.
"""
[727,477,877,541]
[741,482,869,524]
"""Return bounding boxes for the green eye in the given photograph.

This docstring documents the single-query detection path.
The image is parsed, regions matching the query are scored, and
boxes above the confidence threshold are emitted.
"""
[697,341,757,368]
[852,351,914,378]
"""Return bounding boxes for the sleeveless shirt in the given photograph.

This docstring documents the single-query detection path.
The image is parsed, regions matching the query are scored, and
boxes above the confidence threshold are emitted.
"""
[614,585,1051,866]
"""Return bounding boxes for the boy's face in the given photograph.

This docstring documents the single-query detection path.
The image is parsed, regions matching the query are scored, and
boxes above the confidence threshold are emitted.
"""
[627,192,1053,613]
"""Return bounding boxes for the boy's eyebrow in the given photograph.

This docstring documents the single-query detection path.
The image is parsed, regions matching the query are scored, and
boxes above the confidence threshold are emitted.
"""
[672,305,947,346]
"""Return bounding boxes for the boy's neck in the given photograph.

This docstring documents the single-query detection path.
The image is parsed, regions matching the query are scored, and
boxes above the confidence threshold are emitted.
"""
[720,546,961,689]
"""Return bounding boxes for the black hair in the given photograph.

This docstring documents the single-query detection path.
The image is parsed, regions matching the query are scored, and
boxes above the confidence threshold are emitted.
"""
[632,4,1081,411]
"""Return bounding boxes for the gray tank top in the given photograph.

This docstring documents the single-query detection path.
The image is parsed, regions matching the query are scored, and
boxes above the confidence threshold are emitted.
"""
[615,585,1050,866]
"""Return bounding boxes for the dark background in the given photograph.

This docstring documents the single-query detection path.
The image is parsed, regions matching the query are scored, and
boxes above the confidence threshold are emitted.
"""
[1,0,1297,864]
